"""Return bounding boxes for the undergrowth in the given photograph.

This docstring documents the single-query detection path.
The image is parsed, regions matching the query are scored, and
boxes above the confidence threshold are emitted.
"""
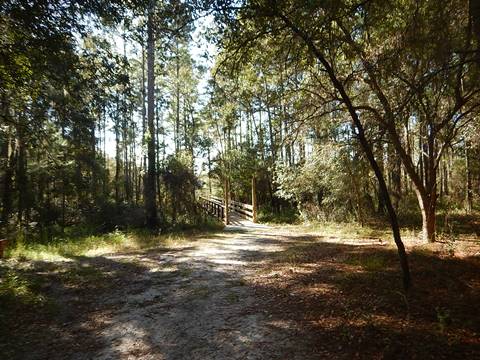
[3,220,224,261]
[258,205,299,224]
[0,269,48,308]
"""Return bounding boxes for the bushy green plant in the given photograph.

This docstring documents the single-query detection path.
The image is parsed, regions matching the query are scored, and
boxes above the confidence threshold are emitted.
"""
[0,269,47,308]
[161,152,202,226]
[275,143,373,222]
[257,204,299,224]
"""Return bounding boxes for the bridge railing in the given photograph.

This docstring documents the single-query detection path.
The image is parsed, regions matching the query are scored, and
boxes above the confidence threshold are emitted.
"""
[198,196,225,222]
[210,196,254,222]
[229,199,254,221]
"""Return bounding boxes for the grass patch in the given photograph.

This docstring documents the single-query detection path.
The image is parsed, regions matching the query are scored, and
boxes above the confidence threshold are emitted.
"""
[59,265,107,286]
[177,267,193,277]
[273,247,308,265]
[300,221,390,239]
[4,223,224,261]
[226,278,247,287]
[0,267,56,328]
[225,292,240,304]
[297,211,480,243]
[0,269,48,308]
[258,206,300,224]
[5,230,143,261]
[0,267,55,359]
[344,254,388,272]
[295,221,422,244]
[189,286,210,299]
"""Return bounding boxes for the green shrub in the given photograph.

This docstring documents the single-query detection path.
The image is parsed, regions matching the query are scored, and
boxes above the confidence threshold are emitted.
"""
[257,205,299,224]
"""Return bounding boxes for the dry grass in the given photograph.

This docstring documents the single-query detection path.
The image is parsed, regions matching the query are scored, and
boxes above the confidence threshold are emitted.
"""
[248,227,480,359]
[4,226,223,261]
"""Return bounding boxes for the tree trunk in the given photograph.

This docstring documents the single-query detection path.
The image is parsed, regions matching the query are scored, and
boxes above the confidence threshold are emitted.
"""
[207,146,212,195]
[277,13,411,290]
[423,122,437,242]
[466,139,473,213]
[115,97,121,205]
[175,39,180,154]
[17,122,28,224]
[389,142,401,210]
[376,135,386,214]
[156,104,162,205]
[224,177,230,225]
[102,106,108,197]
[145,0,158,229]
[252,175,257,223]
[444,153,449,196]
[1,126,16,223]
[470,0,480,65]
[416,189,436,243]
[141,40,147,202]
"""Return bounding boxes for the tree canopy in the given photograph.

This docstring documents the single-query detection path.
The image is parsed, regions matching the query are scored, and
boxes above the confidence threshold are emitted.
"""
[1,0,479,288]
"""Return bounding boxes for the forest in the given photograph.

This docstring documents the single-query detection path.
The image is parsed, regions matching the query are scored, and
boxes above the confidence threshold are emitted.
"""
[1,0,480,359]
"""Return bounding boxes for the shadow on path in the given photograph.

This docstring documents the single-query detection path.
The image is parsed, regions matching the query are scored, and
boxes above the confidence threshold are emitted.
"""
[1,224,479,359]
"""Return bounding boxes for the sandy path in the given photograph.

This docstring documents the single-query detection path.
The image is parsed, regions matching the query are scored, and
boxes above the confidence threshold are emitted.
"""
[7,220,480,360]
[61,222,301,360]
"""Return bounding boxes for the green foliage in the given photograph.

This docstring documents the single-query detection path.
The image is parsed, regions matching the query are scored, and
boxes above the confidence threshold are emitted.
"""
[6,230,133,261]
[0,269,47,307]
[345,255,388,272]
[225,292,240,304]
[436,307,452,333]
[257,205,299,224]
[161,152,201,225]
[222,147,257,200]
[1,0,480,249]
[5,220,223,261]
[275,143,373,222]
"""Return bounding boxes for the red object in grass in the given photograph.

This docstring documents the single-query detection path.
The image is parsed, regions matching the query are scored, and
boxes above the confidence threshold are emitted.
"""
[0,239,8,258]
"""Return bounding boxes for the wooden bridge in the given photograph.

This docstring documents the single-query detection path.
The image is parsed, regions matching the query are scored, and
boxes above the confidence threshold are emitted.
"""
[198,195,257,225]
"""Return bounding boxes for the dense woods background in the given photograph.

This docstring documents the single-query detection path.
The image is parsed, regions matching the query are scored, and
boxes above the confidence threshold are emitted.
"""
[1,0,479,248]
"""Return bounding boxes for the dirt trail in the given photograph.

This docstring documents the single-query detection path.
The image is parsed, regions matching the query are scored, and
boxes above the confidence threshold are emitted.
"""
[6,219,480,359]
[92,222,292,360]
[17,221,306,360]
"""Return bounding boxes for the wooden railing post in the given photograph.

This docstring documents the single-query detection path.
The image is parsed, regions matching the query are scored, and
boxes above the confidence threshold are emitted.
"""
[200,194,257,224]
[0,239,8,258]
[224,178,230,225]
[252,175,257,223]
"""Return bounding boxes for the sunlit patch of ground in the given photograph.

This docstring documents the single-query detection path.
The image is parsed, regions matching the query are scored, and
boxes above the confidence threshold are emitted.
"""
[1,222,479,359]
[247,227,480,359]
